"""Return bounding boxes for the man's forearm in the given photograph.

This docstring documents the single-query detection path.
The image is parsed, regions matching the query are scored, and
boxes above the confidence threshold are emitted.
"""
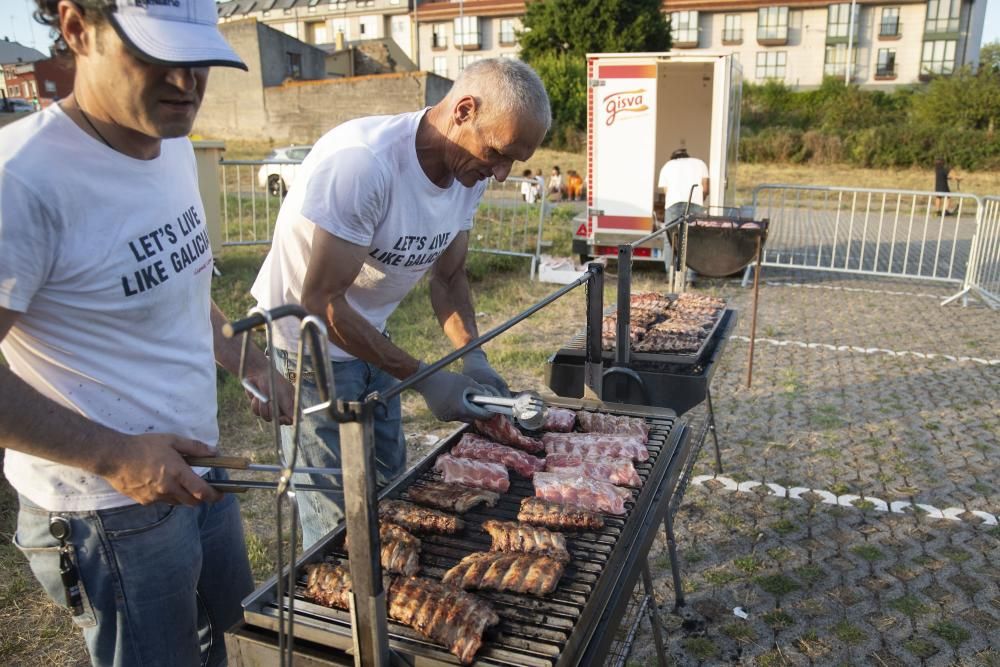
[429,269,479,349]
[210,300,269,376]
[0,365,124,476]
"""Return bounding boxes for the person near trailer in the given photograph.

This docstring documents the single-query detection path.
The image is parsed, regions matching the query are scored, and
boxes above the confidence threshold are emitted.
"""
[933,158,958,216]
[251,58,552,548]
[0,1,293,665]
[548,164,565,201]
[520,167,539,203]
[658,147,710,224]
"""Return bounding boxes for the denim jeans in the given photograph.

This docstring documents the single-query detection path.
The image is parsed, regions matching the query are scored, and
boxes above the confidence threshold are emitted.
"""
[13,469,253,667]
[273,348,407,549]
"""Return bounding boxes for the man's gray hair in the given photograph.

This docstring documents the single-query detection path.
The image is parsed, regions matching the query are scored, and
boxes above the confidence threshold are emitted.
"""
[449,58,552,131]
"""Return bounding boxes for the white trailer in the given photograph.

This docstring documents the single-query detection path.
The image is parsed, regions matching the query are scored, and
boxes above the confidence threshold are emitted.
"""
[573,52,743,263]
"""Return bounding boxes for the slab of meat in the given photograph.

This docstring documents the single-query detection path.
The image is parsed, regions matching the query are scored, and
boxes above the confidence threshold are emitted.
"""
[541,406,576,432]
[442,552,565,596]
[304,562,353,610]
[379,499,464,534]
[545,456,642,488]
[482,519,570,562]
[634,330,702,353]
[406,481,500,513]
[575,411,649,441]
[542,432,649,462]
[631,291,673,310]
[532,472,632,515]
[389,576,499,665]
[345,522,421,576]
[517,497,604,531]
[473,414,544,454]
[434,454,510,493]
[451,433,545,478]
[674,293,725,309]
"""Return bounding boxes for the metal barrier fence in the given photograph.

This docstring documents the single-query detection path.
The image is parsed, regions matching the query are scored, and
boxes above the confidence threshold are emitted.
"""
[750,184,981,286]
[946,196,1000,309]
[217,160,551,276]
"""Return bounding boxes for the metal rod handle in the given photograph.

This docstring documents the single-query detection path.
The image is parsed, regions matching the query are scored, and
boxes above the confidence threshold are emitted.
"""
[223,305,308,338]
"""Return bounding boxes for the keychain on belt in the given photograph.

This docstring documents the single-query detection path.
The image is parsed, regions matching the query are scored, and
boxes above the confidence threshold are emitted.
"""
[49,516,85,616]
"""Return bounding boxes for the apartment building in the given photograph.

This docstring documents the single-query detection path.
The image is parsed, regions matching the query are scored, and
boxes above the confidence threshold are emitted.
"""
[662,0,986,87]
[414,0,525,79]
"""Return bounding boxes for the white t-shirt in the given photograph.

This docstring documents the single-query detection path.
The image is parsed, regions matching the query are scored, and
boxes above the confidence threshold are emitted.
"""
[0,105,218,511]
[251,109,486,360]
[520,179,538,204]
[658,157,709,209]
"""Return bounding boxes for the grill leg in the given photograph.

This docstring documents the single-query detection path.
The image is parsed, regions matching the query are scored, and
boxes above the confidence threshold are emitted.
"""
[662,512,685,609]
[641,562,669,667]
[707,388,722,474]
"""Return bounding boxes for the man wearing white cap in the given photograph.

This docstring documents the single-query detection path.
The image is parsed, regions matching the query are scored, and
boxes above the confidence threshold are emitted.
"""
[0,1,289,664]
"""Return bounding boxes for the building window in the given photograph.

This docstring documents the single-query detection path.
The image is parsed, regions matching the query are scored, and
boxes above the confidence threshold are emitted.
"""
[432,23,448,49]
[670,11,699,46]
[453,16,482,48]
[286,52,302,79]
[757,6,789,43]
[880,7,900,37]
[876,48,897,77]
[459,54,485,71]
[330,0,347,7]
[826,3,858,40]
[433,56,448,77]
[925,0,959,34]
[308,21,328,44]
[500,52,517,59]
[723,14,742,44]
[755,51,786,80]
[824,43,857,77]
[262,0,277,9]
[921,39,956,75]
[499,18,516,46]
[9,84,19,97]
[354,0,373,7]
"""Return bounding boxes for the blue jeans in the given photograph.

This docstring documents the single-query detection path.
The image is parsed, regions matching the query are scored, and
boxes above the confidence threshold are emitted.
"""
[274,348,407,549]
[13,470,253,667]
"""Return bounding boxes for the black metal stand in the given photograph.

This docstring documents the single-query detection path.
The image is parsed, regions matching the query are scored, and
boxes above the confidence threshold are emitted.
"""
[641,562,669,665]
[706,387,722,475]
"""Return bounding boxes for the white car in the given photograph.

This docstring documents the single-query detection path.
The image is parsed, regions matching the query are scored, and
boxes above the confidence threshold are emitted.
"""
[257,145,312,196]
[2,98,35,113]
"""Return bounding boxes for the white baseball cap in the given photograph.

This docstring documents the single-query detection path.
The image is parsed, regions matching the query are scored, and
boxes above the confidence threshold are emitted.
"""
[107,0,248,70]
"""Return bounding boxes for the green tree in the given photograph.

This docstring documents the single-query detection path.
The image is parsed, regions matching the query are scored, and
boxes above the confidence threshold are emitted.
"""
[979,40,1000,74]
[910,65,1000,133]
[517,0,670,144]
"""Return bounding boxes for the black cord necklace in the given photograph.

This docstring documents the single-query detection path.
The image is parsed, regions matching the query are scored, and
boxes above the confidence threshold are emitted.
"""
[77,105,114,150]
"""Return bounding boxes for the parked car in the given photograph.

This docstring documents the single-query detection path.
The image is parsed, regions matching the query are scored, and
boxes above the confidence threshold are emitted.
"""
[257,145,312,196]
[2,98,35,113]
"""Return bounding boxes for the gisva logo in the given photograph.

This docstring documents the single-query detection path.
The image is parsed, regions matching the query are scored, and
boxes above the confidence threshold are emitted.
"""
[603,89,649,126]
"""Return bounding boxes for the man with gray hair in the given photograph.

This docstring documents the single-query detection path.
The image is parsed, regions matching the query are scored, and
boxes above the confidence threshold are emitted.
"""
[251,58,551,546]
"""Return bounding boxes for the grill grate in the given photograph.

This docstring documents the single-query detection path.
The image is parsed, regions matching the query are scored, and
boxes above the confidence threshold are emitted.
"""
[243,404,683,666]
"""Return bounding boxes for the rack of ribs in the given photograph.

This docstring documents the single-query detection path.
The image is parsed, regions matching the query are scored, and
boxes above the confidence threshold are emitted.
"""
[532,472,632,515]
[442,552,565,596]
[345,522,421,576]
[541,406,576,432]
[451,433,545,478]
[473,414,544,454]
[575,411,650,441]
[482,519,570,562]
[544,454,642,488]
[517,497,604,531]
[379,499,465,534]
[405,481,500,514]
[542,432,650,461]
[304,562,354,610]
[433,454,510,493]
[633,329,701,353]
[388,576,500,665]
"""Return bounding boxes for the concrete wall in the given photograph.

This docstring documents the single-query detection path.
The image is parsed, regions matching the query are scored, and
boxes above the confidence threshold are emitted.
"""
[198,20,268,139]
[256,21,327,87]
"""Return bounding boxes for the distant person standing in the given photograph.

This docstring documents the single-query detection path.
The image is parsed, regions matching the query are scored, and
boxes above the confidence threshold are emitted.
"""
[933,158,957,216]
[548,165,564,201]
[520,168,538,203]
[658,148,709,224]
[566,169,583,201]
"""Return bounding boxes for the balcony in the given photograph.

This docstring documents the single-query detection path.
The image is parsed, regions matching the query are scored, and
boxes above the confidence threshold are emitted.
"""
[879,20,901,39]
[757,27,788,46]
[722,28,743,45]
[875,62,897,79]
[924,17,959,36]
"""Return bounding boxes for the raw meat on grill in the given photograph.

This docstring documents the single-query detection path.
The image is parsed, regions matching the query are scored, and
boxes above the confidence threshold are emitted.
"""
[545,456,642,488]
[482,519,570,562]
[434,454,510,493]
[634,330,701,353]
[517,497,604,531]
[532,472,632,515]
[345,522,421,576]
[379,499,465,534]
[451,433,545,478]
[542,432,650,462]
[405,481,500,513]
[541,407,576,432]
[304,562,354,610]
[674,293,725,309]
[575,411,650,441]
[442,552,565,596]
[473,414,544,454]
[388,576,500,665]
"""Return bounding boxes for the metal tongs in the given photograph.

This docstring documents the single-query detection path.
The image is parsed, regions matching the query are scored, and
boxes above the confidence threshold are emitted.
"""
[467,390,547,430]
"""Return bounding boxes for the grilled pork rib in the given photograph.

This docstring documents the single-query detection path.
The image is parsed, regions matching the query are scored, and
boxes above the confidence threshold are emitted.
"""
[304,562,353,610]
[482,519,570,562]
[532,472,632,515]
[379,499,464,534]
[542,432,650,461]
[344,522,421,576]
[544,456,642,488]
[473,414,544,454]
[443,552,565,596]
[406,481,500,513]
[434,453,510,492]
[575,411,650,441]
[517,497,604,531]
[541,407,576,432]
[451,433,545,478]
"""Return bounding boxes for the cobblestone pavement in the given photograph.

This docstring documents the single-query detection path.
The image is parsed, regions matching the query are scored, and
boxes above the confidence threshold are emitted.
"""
[626,270,999,666]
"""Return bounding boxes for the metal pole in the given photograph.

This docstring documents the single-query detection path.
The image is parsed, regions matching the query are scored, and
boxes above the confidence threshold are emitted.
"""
[583,263,605,399]
[845,0,856,85]
[745,236,763,388]
[616,244,633,368]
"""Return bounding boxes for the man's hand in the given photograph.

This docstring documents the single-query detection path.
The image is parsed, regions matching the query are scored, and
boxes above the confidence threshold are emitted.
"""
[412,365,494,422]
[461,349,511,397]
[244,370,294,425]
[97,434,223,506]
